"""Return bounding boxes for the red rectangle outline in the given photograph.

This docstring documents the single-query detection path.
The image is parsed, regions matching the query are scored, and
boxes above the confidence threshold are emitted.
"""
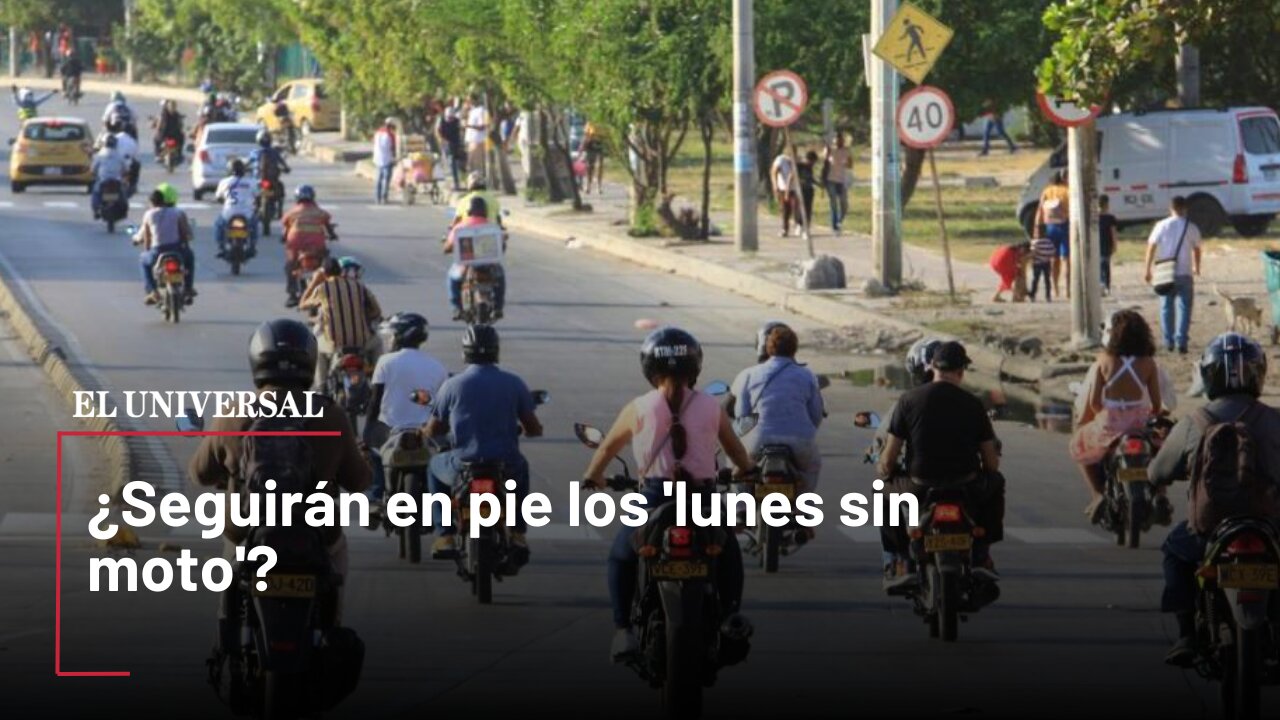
[55,430,341,677]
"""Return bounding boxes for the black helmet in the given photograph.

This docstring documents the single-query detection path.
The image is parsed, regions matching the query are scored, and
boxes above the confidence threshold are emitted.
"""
[104,134,118,149]
[640,327,703,387]
[256,129,271,147]
[1200,332,1267,400]
[905,337,943,386]
[462,323,500,364]
[248,319,318,387]
[384,312,428,349]
[755,321,789,363]
[228,158,246,176]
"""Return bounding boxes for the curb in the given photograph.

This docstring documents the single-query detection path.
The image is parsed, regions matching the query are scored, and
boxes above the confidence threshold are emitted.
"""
[1,75,205,105]
[0,255,132,494]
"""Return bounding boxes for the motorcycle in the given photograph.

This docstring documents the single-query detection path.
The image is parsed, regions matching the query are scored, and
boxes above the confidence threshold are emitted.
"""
[1099,416,1175,548]
[574,421,751,719]
[434,390,549,605]
[273,103,298,155]
[160,136,183,174]
[286,246,330,308]
[99,178,128,233]
[257,178,285,237]
[223,214,253,276]
[151,250,190,324]
[61,75,81,105]
[1191,518,1280,720]
[380,425,433,564]
[326,349,372,433]
[460,264,502,325]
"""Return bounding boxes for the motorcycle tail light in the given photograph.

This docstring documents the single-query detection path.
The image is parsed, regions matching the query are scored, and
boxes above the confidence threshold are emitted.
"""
[667,527,692,547]
[340,354,363,371]
[260,179,271,189]
[163,259,181,273]
[1123,437,1147,455]
[165,138,177,147]
[933,504,962,523]
[470,478,496,495]
[1227,534,1268,556]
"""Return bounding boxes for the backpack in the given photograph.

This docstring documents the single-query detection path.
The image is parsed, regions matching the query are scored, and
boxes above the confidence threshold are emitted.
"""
[1187,403,1279,534]
[238,412,316,522]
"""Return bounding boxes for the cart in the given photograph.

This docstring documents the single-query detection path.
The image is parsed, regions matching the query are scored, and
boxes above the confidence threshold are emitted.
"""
[1264,250,1280,344]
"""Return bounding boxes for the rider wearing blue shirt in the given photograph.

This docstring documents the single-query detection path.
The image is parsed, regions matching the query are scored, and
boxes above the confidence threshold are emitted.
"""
[423,324,542,558]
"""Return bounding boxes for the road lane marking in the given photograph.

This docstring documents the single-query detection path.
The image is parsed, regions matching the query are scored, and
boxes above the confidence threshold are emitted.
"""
[1005,527,1109,545]
[365,204,403,211]
[42,201,79,209]
[0,201,14,208]
[177,203,212,210]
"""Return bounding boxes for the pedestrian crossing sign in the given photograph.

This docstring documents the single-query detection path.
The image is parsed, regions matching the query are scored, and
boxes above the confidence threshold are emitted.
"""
[872,2,953,85]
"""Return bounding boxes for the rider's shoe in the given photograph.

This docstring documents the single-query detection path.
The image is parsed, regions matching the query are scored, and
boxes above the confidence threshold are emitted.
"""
[143,291,160,306]
[882,561,918,595]
[1164,636,1198,668]
[431,535,459,560]
[610,628,638,663]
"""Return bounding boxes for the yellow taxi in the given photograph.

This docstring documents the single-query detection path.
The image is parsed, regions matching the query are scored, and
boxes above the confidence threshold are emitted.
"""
[255,78,340,135]
[8,116,94,193]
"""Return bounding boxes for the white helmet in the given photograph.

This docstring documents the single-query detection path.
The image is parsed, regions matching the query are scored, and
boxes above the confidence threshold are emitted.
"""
[18,88,33,103]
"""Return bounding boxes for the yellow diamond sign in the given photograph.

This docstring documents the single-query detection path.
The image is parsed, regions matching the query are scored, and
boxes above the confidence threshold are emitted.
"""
[872,2,954,85]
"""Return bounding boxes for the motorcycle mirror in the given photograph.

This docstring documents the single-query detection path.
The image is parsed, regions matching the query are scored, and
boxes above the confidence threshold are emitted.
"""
[121,223,138,235]
[574,422,604,449]
[703,380,730,396]
[531,389,551,406]
[817,375,831,390]
[732,414,758,437]
[853,411,881,429]
[175,410,205,432]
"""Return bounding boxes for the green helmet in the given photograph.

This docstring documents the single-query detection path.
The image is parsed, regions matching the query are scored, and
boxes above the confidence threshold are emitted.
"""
[156,182,179,206]
[111,90,125,103]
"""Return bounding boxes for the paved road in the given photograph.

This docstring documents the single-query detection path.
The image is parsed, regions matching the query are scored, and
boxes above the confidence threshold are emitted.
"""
[0,92,1258,718]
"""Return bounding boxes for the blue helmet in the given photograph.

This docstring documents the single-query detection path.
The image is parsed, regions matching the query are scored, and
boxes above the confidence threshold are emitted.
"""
[294,184,316,202]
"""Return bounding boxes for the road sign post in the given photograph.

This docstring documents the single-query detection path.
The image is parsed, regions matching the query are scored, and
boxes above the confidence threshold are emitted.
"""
[732,0,757,254]
[754,70,813,257]
[897,86,956,300]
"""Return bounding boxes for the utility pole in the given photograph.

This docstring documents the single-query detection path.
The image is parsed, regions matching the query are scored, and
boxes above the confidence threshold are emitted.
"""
[8,27,17,78]
[821,98,834,146]
[124,0,135,83]
[731,0,757,253]
[870,0,902,290]
[1068,122,1103,348]
[1176,43,1201,108]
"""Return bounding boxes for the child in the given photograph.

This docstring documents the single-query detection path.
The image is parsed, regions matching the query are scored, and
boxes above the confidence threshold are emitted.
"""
[989,241,1030,303]
[1029,231,1056,302]
[1098,194,1117,295]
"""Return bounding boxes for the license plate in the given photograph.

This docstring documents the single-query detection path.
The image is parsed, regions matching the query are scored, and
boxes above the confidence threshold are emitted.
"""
[1116,467,1148,483]
[923,533,972,553]
[252,573,316,598]
[229,229,248,239]
[163,272,184,284]
[754,482,796,500]
[1219,564,1279,590]
[650,559,709,580]
[43,166,62,176]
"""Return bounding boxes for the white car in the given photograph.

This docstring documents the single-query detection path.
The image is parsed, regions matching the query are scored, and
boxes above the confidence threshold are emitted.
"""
[191,122,261,201]
[1018,107,1280,237]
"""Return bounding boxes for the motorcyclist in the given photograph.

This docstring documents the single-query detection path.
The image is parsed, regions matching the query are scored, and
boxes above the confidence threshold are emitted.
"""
[214,159,260,259]
[1150,333,1280,666]
[582,327,756,661]
[102,90,137,139]
[108,123,141,196]
[249,129,291,227]
[298,257,383,391]
[723,321,787,417]
[281,184,338,307]
[89,135,127,220]
[876,341,1005,592]
[422,324,541,559]
[188,318,371,622]
[58,50,82,96]
[732,323,824,529]
[132,183,196,304]
[442,195,506,320]
[338,256,363,280]
[152,99,185,160]
[363,312,449,505]
[10,84,57,119]
[450,171,503,230]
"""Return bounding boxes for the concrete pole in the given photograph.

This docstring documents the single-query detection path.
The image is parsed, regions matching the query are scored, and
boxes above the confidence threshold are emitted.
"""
[1176,43,1201,108]
[821,98,834,146]
[1068,122,1103,348]
[732,0,757,253]
[124,0,135,83]
[8,27,17,78]
[871,0,902,290]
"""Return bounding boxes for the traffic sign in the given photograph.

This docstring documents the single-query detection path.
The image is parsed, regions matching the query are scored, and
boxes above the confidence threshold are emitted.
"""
[896,86,953,149]
[872,2,953,85]
[1036,92,1101,128]
[754,70,808,128]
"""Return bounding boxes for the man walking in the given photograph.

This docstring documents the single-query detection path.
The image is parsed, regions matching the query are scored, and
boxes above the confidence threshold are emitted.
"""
[823,133,852,234]
[1143,196,1202,354]
[372,118,397,205]
[464,94,489,182]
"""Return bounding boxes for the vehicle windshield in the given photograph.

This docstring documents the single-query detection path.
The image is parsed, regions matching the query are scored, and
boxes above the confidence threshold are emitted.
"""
[23,123,86,141]
[205,128,258,145]
[1241,115,1280,155]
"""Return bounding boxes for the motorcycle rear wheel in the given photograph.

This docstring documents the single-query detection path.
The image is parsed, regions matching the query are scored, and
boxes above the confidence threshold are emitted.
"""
[940,571,959,642]
[762,525,780,574]
[263,670,302,720]
[1226,628,1261,720]
[660,590,705,719]
[472,536,493,604]
[406,473,424,564]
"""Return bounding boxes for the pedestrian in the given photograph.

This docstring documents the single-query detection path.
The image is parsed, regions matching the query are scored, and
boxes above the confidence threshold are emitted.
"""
[797,148,818,234]
[464,93,489,180]
[978,99,1016,156]
[1143,195,1202,354]
[1033,170,1071,298]
[372,117,397,205]
[1098,194,1117,296]
[1029,232,1056,302]
[437,104,464,190]
[822,132,852,233]
[771,150,798,237]
[989,242,1030,303]
[582,120,605,194]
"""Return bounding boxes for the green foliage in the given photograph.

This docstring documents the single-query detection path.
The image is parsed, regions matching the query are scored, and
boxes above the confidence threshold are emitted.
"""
[0,0,111,28]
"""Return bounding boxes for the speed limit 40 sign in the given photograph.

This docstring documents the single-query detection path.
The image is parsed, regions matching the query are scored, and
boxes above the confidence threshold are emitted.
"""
[896,85,954,149]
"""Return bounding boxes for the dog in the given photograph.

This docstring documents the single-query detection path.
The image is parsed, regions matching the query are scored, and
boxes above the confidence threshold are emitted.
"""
[1215,285,1265,336]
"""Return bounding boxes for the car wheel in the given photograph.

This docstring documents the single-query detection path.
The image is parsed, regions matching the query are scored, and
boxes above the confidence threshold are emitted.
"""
[10,182,25,194]
[1231,214,1271,238]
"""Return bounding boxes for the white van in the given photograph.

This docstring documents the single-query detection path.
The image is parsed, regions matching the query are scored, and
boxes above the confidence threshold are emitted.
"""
[1018,107,1280,237]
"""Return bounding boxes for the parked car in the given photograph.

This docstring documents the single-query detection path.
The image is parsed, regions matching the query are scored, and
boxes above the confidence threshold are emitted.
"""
[254,79,339,136]
[190,122,260,201]
[1018,107,1280,238]
[8,117,94,194]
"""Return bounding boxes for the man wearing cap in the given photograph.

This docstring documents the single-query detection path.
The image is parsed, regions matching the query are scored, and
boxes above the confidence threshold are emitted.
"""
[876,341,1005,593]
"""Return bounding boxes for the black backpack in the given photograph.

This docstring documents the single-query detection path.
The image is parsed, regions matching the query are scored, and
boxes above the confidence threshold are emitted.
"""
[238,413,316,522]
